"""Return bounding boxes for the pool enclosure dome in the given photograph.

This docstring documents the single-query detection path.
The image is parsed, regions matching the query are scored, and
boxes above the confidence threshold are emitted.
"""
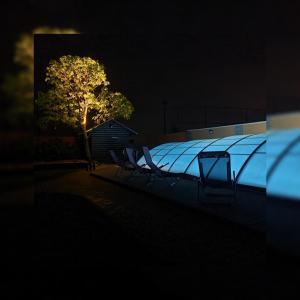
[137,133,266,189]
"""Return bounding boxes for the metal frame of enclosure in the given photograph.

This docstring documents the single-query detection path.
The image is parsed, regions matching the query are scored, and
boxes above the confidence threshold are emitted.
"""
[137,133,266,191]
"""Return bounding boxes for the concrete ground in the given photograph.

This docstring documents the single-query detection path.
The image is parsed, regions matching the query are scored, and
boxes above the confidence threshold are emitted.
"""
[0,167,297,298]
[34,168,266,298]
[91,164,265,231]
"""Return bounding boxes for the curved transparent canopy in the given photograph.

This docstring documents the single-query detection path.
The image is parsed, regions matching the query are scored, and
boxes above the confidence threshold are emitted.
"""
[137,134,267,188]
[268,129,300,200]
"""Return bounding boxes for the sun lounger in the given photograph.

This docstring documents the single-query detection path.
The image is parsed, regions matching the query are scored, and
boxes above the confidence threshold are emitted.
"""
[109,149,135,176]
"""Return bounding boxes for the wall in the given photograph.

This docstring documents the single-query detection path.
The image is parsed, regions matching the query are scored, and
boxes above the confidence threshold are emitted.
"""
[268,111,300,129]
[187,121,266,139]
[136,121,267,148]
[91,121,137,161]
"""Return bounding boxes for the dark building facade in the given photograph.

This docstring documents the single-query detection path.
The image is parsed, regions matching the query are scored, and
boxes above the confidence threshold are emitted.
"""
[89,119,138,162]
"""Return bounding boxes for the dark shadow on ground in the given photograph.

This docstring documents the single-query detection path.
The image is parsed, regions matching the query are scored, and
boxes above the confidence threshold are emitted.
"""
[1,169,300,298]
[0,205,34,297]
[34,191,267,299]
[267,247,300,295]
[36,192,166,299]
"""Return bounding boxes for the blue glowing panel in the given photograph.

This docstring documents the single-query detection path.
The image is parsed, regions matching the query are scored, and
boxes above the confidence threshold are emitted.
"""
[230,154,249,178]
[267,143,287,157]
[268,155,300,199]
[169,155,195,173]
[257,143,266,152]
[267,156,276,171]
[149,149,160,156]
[213,139,244,146]
[290,141,300,154]
[176,141,199,148]
[192,141,214,148]
[228,144,258,155]
[237,153,266,188]
[268,130,300,156]
[157,155,181,171]
[268,130,300,200]
[168,147,189,155]
[237,138,265,145]
[184,147,206,155]
[204,145,229,152]
[151,155,164,166]
[267,130,300,174]
[185,158,199,176]
[137,156,147,167]
[156,149,172,155]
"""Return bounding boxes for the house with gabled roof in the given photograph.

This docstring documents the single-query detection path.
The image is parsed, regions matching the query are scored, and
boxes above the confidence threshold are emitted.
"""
[88,119,138,162]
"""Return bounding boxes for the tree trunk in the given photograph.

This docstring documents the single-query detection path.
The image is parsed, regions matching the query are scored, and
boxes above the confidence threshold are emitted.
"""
[81,123,92,163]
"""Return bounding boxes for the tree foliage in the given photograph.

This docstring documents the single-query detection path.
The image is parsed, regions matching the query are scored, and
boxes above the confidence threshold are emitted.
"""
[37,54,134,161]
[37,55,134,130]
[91,87,134,124]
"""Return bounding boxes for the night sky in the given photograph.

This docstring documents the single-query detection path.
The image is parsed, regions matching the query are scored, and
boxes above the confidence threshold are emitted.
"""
[2,1,300,134]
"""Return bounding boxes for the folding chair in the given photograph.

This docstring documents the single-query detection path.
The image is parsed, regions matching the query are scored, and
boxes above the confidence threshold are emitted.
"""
[197,151,236,204]
[125,148,152,178]
[142,146,169,174]
[142,146,182,186]
[109,149,135,176]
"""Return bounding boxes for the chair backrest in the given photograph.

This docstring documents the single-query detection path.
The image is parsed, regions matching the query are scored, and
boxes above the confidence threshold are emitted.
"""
[142,146,159,170]
[198,151,232,188]
[125,148,138,167]
[134,149,142,161]
[109,150,121,165]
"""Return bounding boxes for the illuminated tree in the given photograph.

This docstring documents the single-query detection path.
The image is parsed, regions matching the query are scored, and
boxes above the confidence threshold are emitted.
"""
[91,87,134,124]
[1,27,78,126]
[37,55,134,162]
